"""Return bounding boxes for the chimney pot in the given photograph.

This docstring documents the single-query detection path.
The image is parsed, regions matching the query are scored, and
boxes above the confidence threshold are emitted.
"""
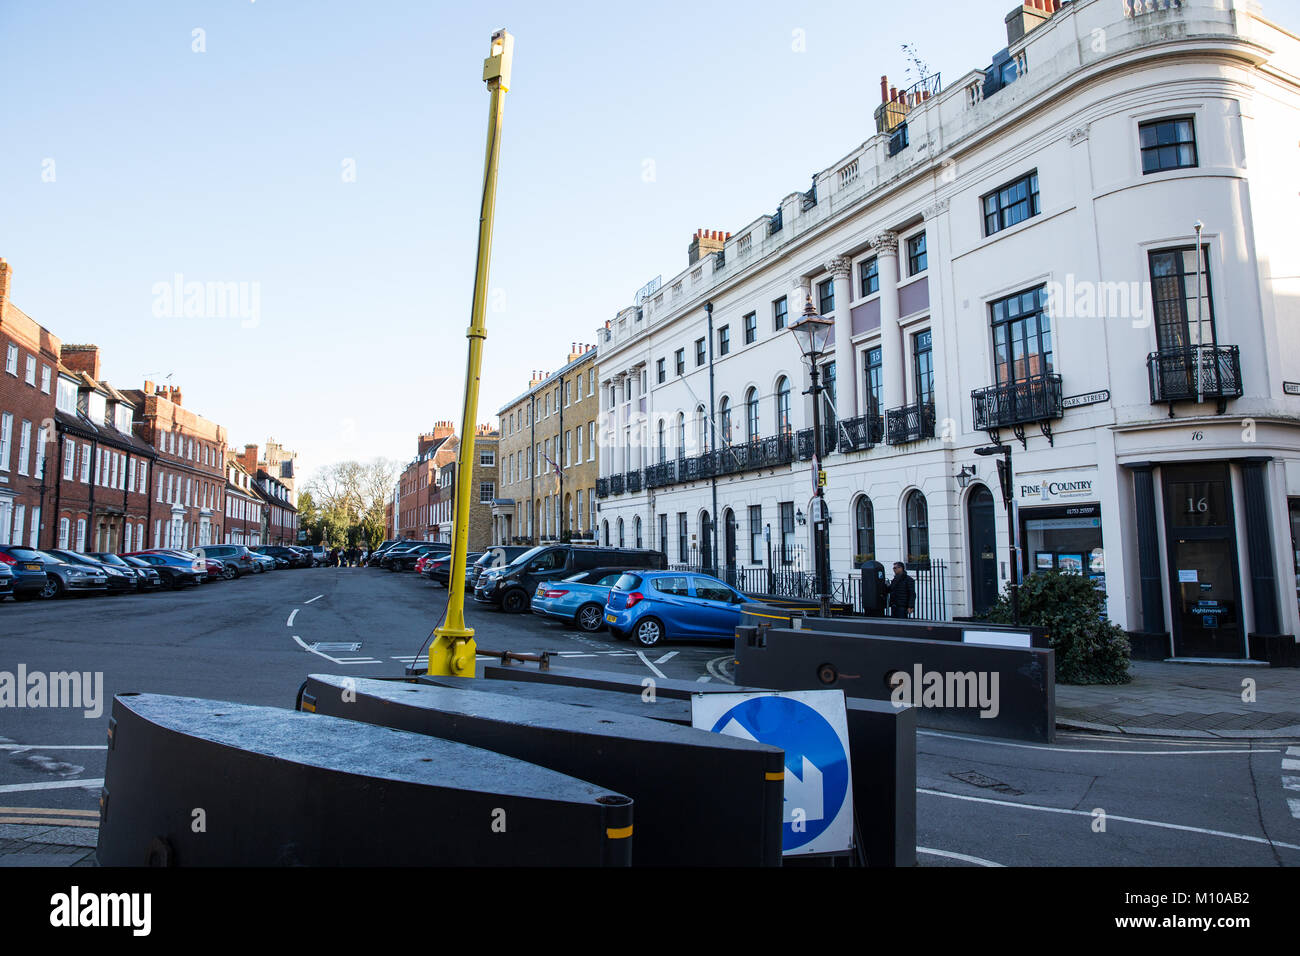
[881,76,889,103]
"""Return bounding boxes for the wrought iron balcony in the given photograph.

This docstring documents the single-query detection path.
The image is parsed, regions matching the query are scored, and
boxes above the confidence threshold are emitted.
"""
[885,402,936,445]
[1147,345,1242,414]
[625,470,642,494]
[971,373,1063,446]
[610,472,625,496]
[644,460,677,489]
[595,477,609,499]
[713,435,795,476]
[796,423,838,461]
[838,413,883,453]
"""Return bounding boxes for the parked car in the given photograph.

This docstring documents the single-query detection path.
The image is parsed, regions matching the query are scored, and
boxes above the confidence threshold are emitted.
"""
[129,552,206,588]
[91,553,163,590]
[29,550,109,599]
[475,545,668,613]
[126,549,207,577]
[531,568,630,632]
[385,543,448,572]
[46,549,137,594]
[423,552,482,586]
[203,558,229,582]
[467,546,533,588]
[0,563,13,601]
[194,545,258,578]
[369,539,416,566]
[249,552,276,572]
[287,546,315,566]
[0,546,51,601]
[603,571,748,648]
[309,545,328,566]
[251,546,308,568]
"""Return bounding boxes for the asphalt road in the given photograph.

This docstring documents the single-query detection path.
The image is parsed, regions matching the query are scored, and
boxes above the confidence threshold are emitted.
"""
[2,564,1298,867]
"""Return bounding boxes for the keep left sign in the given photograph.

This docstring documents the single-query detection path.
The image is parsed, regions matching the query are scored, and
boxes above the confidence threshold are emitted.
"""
[692,689,854,857]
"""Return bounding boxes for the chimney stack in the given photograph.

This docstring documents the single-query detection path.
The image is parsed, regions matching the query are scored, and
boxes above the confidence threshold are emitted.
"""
[687,228,730,266]
[1006,0,1054,45]
[60,344,101,380]
[0,259,11,313]
[432,420,455,440]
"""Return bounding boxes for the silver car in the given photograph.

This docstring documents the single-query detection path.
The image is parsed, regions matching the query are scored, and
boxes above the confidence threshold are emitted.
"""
[33,550,108,599]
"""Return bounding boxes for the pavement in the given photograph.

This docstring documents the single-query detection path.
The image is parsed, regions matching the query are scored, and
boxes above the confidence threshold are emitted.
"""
[1055,660,1300,738]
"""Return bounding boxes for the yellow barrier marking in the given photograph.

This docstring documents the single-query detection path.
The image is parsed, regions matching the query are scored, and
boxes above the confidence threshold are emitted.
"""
[605,825,634,839]
[0,817,99,827]
[0,806,98,816]
[765,771,785,781]
[744,611,793,621]
[301,701,316,712]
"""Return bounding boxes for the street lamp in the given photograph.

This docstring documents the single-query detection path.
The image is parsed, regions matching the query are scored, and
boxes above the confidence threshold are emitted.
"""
[974,442,1019,625]
[955,465,977,489]
[789,295,835,617]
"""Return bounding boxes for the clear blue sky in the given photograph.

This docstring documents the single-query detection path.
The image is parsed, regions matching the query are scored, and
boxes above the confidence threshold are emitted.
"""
[0,0,1156,486]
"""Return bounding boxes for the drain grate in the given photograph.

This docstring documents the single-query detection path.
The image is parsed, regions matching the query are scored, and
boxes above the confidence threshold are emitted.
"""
[949,769,1024,796]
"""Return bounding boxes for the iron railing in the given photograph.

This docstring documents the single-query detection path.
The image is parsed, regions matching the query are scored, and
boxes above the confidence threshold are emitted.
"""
[796,422,838,461]
[1147,345,1242,406]
[838,412,883,452]
[971,373,1063,430]
[885,402,936,445]
[609,473,625,496]
[595,477,609,499]
[644,459,677,488]
[625,470,642,494]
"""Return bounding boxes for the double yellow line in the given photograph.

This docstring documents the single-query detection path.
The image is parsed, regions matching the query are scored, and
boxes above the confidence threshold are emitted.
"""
[0,806,99,828]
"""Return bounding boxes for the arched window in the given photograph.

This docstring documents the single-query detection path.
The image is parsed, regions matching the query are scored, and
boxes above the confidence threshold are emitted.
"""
[775,377,791,435]
[617,517,625,548]
[745,387,759,442]
[905,491,930,569]
[719,397,732,445]
[676,412,686,459]
[854,497,875,567]
[602,520,609,547]
[696,404,707,454]
[657,419,666,463]
[700,511,712,569]
[634,515,642,549]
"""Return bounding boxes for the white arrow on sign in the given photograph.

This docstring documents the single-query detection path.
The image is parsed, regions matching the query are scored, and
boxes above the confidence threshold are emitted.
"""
[783,756,824,824]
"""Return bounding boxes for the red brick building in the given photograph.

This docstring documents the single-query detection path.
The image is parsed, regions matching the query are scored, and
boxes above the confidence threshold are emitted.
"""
[122,381,228,550]
[397,422,456,540]
[223,455,262,545]
[252,468,297,546]
[49,348,159,553]
[0,259,60,548]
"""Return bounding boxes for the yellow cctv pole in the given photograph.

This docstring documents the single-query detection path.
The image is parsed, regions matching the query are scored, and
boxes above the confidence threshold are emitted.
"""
[428,29,513,677]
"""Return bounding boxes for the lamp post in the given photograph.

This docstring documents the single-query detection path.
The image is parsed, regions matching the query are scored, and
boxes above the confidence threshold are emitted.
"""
[790,296,836,617]
[974,442,1018,625]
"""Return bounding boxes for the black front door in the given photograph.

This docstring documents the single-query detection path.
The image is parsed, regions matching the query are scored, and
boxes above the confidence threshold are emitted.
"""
[1163,463,1244,658]
[967,486,998,616]
[700,512,712,570]
[724,509,737,575]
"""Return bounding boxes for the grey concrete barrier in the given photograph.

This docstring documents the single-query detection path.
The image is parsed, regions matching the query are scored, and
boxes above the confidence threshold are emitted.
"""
[300,674,784,866]
[740,603,1049,648]
[735,625,1055,743]
[473,664,916,867]
[96,692,633,866]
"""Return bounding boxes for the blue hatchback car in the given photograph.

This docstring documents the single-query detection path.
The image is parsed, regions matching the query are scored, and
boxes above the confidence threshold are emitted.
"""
[531,568,628,632]
[604,571,748,648]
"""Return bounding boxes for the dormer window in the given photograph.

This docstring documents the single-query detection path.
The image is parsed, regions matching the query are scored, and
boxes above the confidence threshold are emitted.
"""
[56,377,78,414]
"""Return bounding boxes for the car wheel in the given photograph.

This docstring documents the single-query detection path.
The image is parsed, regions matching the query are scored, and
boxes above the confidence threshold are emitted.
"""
[501,589,529,614]
[632,617,664,649]
[40,577,63,600]
[575,603,605,633]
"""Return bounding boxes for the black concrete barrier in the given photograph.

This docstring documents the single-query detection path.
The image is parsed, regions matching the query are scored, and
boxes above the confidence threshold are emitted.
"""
[300,675,784,866]
[471,664,916,867]
[740,602,1049,648]
[735,626,1055,743]
[96,693,634,866]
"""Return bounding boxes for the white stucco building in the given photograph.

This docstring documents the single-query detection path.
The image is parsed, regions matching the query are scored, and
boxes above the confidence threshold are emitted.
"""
[594,0,1300,663]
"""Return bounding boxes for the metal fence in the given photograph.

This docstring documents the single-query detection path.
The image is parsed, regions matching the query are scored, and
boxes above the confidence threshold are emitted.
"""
[665,559,949,621]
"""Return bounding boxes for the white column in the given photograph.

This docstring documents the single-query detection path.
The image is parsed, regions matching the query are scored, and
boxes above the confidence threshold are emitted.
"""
[828,255,857,420]
[629,367,642,473]
[872,232,904,411]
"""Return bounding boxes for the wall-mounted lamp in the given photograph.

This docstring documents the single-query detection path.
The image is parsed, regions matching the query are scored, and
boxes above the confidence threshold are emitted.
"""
[955,465,977,489]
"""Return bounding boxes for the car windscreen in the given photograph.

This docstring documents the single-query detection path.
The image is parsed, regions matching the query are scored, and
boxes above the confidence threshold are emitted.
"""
[506,546,545,569]
[5,547,46,561]
[92,554,129,567]
[33,551,68,565]
[613,573,642,591]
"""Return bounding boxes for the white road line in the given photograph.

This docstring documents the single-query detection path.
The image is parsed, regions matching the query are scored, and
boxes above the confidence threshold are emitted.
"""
[705,656,734,684]
[916,846,1006,868]
[1283,758,1300,771]
[304,595,323,604]
[1283,776,1300,791]
[334,658,383,664]
[0,745,106,751]
[1289,798,1300,819]
[1287,746,1300,756]
[919,730,1279,757]
[918,788,1300,853]
[654,651,678,665]
[286,609,299,627]
[697,676,712,683]
[636,651,667,680]
[0,779,104,794]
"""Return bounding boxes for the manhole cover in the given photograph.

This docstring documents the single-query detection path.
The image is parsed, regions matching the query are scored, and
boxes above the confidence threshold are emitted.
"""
[949,770,1024,796]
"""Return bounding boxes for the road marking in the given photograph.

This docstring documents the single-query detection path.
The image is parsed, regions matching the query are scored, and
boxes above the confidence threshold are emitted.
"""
[286,609,299,627]
[304,594,323,604]
[0,806,98,817]
[636,651,667,680]
[0,745,107,751]
[0,779,103,794]
[705,656,734,684]
[1288,746,1300,756]
[654,651,678,665]
[697,676,712,683]
[920,730,1280,757]
[1289,798,1300,819]
[1283,758,1300,771]
[918,788,1300,853]
[1282,776,1300,790]
[916,846,1005,867]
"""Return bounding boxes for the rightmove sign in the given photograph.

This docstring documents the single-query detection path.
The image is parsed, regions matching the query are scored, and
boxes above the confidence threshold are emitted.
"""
[692,690,854,857]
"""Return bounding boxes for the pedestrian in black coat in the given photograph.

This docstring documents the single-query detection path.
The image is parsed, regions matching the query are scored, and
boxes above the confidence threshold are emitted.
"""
[886,562,916,618]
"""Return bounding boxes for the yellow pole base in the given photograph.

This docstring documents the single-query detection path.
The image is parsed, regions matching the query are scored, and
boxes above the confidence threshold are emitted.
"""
[427,628,477,677]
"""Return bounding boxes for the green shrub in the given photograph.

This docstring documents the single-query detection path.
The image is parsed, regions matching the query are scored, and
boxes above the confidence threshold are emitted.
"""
[986,570,1132,684]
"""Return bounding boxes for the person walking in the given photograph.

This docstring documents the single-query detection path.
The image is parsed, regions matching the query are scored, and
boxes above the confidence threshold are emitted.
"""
[886,561,916,619]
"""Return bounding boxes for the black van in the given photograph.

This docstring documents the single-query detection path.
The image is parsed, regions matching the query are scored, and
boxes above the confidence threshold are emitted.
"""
[474,544,668,613]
